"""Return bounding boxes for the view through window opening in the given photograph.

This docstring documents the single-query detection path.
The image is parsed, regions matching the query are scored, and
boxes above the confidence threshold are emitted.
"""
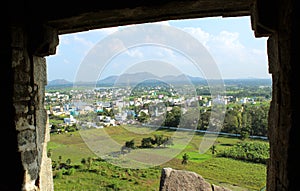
[45,16,271,191]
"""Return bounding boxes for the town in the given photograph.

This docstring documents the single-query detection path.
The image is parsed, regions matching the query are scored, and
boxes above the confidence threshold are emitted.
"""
[45,78,271,139]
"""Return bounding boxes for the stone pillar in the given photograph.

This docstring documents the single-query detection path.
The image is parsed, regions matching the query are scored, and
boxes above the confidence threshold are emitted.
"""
[267,0,299,189]
[0,25,24,191]
[11,25,38,191]
[267,33,290,191]
[8,24,58,191]
[252,0,299,190]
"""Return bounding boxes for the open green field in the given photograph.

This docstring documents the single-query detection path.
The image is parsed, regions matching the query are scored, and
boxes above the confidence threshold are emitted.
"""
[48,125,267,191]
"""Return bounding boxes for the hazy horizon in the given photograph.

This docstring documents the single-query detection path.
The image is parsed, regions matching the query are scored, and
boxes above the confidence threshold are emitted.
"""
[48,71,272,84]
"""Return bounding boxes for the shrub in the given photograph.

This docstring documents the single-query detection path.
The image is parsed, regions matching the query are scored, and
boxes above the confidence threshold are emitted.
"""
[54,170,63,179]
[67,168,76,175]
[218,141,269,164]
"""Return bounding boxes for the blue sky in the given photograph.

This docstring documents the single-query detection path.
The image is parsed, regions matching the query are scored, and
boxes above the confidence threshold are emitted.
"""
[46,16,270,82]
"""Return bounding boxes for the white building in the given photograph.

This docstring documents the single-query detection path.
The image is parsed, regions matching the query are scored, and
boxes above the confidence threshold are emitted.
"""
[64,115,77,125]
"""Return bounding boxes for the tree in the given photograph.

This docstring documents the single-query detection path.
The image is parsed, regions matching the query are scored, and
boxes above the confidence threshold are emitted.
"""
[251,105,269,136]
[179,108,199,129]
[141,137,153,148]
[223,110,239,134]
[198,109,211,130]
[182,153,189,165]
[162,136,174,147]
[47,149,52,158]
[87,157,93,169]
[125,139,135,149]
[210,144,217,155]
[58,155,62,164]
[137,111,149,123]
[66,158,72,165]
[164,106,181,127]
[240,110,252,140]
[81,158,86,166]
[153,134,164,147]
[121,139,135,154]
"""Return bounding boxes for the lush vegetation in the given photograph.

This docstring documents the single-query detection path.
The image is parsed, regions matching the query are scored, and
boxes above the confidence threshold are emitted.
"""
[48,125,268,191]
[48,100,270,139]
[218,141,270,164]
[51,156,161,191]
[46,80,271,190]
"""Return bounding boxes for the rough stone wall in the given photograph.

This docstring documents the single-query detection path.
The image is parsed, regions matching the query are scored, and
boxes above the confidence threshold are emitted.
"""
[1,25,24,191]
[34,56,54,191]
[12,26,54,191]
[265,0,298,190]
[251,0,298,189]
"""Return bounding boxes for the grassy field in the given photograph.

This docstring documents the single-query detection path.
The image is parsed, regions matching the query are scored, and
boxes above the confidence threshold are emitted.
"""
[48,125,267,191]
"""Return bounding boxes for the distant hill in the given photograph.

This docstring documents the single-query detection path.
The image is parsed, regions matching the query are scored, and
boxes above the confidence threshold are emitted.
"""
[97,75,118,85]
[223,78,272,86]
[109,72,158,86]
[96,72,207,86]
[46,72,271,88]
[47,79,73,86]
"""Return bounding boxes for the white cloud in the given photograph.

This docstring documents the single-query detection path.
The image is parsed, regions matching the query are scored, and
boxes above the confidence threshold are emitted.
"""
[125,48,144,58]
[96,27,119,35]
[209,31,268,78]
[174,26,269,78]
[182,27,211,47]
[63,59,70,64]
[73,35,95,49]
[212,31,243,48]
[153,47,176,58]
[154,20,171,26]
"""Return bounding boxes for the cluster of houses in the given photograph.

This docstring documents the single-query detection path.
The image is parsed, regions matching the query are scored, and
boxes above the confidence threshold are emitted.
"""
[45,87,258,130]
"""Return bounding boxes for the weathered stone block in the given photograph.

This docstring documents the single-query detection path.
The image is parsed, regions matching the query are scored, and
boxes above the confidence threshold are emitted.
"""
[18,130,36,151]
[160,168,213,191]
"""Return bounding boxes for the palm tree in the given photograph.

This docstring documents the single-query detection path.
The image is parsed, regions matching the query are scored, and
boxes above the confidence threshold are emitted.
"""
[182,153,189,165]
[66,158,71,165]
[210,144,217,155]
[47,149,52,158]
[87,157,93,169]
